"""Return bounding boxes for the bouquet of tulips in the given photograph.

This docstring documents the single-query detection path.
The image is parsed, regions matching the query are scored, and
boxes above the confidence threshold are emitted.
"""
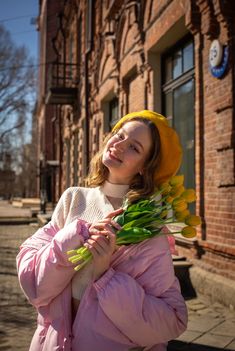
[67,175,201,271]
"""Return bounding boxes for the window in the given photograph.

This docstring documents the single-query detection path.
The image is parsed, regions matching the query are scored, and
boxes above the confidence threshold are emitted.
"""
[65,140,71,188]
[77,16,82,72]
[163,39,194,85]
[73,132,78,185]
[109,97,119,129]
[162,37,195,193]
[85,0,93,52]
[68,34,74,80]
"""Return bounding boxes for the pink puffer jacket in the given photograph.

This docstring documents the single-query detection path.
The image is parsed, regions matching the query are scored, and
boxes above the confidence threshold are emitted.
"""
[16,219,187,351]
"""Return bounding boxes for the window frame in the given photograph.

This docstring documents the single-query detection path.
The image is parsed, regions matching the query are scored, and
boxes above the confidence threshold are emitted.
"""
[162,35,195,194]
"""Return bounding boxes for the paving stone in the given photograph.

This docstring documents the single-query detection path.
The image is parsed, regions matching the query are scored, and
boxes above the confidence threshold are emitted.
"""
[210,320,235,337]
[0,224,37,351]
[193,333,235,348]
[196,307,221,317]
[187,299,207,308]
[188,303,207,312]
[176,330,202,343]
[213,302,226,309]
[187,315,224,333]
[225,340,235,350]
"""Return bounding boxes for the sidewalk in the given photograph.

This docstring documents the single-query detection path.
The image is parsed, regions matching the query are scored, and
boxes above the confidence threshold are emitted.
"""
[0,200,36,226]
[169,296,235,350]
[0,200,52,225]
[0,200,32,218]
[0,200,234,350]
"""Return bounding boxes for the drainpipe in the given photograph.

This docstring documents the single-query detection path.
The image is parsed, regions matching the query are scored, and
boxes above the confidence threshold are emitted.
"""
[84,0,93,178]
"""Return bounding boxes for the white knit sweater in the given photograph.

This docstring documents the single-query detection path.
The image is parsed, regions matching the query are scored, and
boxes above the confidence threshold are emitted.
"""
[51,186,117,230]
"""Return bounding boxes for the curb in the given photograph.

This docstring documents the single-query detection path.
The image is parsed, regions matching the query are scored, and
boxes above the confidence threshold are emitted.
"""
[0,217,38,225]
[190,266,235,309]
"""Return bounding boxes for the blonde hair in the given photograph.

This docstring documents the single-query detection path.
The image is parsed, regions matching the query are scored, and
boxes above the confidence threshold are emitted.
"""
[86,117,161,203]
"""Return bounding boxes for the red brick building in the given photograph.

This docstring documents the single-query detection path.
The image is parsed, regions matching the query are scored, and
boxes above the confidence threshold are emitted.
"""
[37,0,235,305]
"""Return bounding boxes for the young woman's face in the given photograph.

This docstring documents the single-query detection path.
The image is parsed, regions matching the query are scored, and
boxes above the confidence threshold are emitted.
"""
[102,120,153,184]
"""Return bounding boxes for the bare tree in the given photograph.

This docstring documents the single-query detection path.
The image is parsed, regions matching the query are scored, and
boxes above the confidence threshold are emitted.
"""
[0,24,36,144]
[0,24,37,198]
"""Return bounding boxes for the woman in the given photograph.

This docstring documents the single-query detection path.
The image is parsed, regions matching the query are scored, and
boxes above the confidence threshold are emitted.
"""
[17,110,187,351]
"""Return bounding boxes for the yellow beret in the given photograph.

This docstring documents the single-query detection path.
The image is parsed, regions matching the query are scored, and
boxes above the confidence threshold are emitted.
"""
[112,110,183,185]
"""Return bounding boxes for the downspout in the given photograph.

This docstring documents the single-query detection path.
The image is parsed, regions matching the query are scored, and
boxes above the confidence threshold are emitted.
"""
[52,13,65,198]
[84,0,93,178]
[58,12,66,85]
[84,56,90,177]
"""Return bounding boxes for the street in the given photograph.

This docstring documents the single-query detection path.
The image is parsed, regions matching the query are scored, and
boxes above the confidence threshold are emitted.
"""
[0,224,37,351]
[0,209,234,350]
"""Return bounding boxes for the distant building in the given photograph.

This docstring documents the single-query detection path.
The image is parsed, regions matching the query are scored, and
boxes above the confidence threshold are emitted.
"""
[37,0,235,304]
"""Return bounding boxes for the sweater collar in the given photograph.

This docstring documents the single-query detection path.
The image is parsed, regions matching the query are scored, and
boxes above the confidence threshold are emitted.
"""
[100,180,129,198]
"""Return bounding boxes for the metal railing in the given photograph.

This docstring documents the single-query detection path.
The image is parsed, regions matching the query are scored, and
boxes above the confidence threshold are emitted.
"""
[47,62,78,89]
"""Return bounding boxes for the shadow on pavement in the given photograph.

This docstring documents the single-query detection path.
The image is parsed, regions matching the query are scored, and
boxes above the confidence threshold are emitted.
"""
[168,340,234,351]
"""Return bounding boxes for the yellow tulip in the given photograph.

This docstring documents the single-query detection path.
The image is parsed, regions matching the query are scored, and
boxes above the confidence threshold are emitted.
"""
[172,198,188,212]
[181,226,197,238]
[174,202,188,212]
[165,196,174,203]
[181,189,196,203]
[169,175,184,187]
[170,185,185,198]
[159,182,172,196]
[185,215,201,226]
[175,209,190,222]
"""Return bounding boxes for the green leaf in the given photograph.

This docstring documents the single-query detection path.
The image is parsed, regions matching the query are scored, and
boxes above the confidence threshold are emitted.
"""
[116,227,152,244]
[114,212,126,226]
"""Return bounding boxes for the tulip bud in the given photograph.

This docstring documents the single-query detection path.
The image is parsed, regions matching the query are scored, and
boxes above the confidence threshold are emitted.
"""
[172,198,188,212]
[159,182,172,196]
[174,202,188,212]
[185,215,201,226]
[165,196,174,204]
[169,175,184,187]
[170,185,185,198]
[175,209,190,222]
[181,189,196,203]
[181,226,197,238]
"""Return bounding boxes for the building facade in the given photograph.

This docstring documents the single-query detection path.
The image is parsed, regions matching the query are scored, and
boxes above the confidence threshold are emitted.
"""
[37,0,235,304]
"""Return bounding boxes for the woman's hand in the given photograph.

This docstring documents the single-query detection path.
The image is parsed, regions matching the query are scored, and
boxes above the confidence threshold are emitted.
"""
[86,208,123,280]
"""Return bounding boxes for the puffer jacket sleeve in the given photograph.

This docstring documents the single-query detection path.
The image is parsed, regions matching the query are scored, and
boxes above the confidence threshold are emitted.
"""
[16,188,89,308]
[93,236,187,347]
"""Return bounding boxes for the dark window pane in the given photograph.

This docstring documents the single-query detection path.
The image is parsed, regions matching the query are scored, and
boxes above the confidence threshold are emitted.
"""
[164,91,173,126]
[173,79,195,191]
[164,56,172,83]
[173,50,182,79]
[73,132,78,185]
[65,140,71,188]
[109,98,119,128]
[183,41,194,72]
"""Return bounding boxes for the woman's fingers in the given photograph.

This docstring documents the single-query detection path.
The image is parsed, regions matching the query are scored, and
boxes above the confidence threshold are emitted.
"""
[85,217,120,279]
[89,218,122,233]
[105,207,124,219]
[85,232,116,256]
[106,231,116,249]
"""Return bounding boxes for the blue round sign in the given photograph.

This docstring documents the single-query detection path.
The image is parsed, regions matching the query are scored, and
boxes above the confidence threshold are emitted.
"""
[210,46,229,78]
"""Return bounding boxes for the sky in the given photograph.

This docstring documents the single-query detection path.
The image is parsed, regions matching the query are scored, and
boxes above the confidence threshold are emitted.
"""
[0,1,39,145]
[0,0,39,60]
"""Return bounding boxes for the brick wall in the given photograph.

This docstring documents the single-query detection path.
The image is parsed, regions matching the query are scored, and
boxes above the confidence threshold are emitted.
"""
[38,0,235,280]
